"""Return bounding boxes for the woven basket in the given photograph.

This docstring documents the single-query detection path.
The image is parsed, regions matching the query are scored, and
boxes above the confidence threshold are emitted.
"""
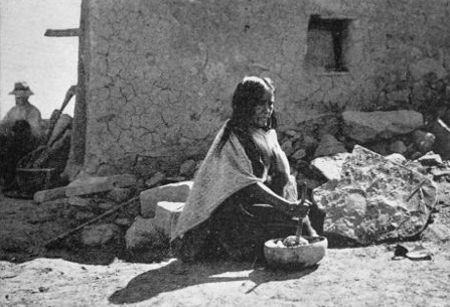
[15,168,58,194]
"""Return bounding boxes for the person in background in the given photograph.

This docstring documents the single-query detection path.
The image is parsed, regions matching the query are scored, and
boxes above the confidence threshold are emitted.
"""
[0,82,43,187]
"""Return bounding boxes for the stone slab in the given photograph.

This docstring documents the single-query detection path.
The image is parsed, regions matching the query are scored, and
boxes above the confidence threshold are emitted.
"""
[343,110,423,143]
[66,174,137,197]
[140,181,192,218]
[34,186,67,203]
[154,201,185,238]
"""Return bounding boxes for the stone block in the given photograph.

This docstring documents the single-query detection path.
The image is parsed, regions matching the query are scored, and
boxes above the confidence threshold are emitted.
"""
[154,201,185,238]
[66,174,137,197]
[140,181,193,218]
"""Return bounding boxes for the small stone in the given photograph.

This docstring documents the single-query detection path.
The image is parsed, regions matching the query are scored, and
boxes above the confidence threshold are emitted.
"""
[284,130,298,137]
[98,202,116,211]
[281,140,295,156]
[386,89,410,103]
[68,196,94,208]
[106,187,132,203]
[81,224,119,246]
[417,152,443,166]
[389,140,407,155]
[290,148,306,161]
[385,153,407,165]
[412,130,436,153]
[179,159,197,177]
[145,172,166,188]
[115,217,132,227]
[125,217,165,250]
[75,211,96,221]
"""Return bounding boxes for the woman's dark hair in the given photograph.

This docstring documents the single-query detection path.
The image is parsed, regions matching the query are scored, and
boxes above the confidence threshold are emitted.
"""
[217,76,277,151]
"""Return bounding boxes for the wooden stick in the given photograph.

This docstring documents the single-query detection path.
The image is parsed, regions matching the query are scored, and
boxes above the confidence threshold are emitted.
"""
[406,179,427,202]
[295,183,307,243]
[43,195,140,248]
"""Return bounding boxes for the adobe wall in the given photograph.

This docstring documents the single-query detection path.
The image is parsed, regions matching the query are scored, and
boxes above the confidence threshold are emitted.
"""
[81,0,450,177]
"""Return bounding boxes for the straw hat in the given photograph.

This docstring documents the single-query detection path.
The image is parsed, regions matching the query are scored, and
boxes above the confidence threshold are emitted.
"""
[9,82,34,97]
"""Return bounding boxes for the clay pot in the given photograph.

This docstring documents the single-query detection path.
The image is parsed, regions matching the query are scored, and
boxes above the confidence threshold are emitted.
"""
[264,236,328,270]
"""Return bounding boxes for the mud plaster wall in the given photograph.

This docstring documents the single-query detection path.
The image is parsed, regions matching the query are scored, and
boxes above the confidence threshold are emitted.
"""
[82,0,450,177]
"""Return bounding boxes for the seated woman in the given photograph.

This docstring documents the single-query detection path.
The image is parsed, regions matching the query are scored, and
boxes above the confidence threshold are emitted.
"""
[172,76,325,263]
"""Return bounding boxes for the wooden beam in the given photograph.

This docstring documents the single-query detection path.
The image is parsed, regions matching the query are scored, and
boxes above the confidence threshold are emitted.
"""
[44,28,81,37]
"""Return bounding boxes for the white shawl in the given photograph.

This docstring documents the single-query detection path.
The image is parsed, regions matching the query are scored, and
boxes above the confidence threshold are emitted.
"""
[172,121,296,240]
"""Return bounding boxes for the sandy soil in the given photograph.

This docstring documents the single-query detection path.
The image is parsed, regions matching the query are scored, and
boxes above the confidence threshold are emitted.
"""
[1,189,450,307]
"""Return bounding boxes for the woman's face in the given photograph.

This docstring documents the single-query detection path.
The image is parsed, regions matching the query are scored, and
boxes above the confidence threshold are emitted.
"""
[251,90,274,128]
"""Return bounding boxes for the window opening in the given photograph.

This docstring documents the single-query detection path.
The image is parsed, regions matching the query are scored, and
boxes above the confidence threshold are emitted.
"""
[305,15,351,73]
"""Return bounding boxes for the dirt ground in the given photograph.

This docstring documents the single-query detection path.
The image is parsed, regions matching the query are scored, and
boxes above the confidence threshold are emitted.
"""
[1,186,450,307]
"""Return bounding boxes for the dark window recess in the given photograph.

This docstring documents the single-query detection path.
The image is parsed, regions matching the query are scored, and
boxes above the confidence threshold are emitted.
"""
[305,15,350,72]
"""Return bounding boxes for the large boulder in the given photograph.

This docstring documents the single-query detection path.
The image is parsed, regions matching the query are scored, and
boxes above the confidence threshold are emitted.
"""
[313,145,437,245]
[140,181,193,218]
[342,110,424,143]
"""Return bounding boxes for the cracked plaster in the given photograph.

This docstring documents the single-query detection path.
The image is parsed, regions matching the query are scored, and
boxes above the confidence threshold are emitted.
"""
[81,0,450,176]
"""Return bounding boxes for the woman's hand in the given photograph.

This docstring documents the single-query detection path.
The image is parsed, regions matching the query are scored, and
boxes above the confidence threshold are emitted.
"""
[287,199,311,218]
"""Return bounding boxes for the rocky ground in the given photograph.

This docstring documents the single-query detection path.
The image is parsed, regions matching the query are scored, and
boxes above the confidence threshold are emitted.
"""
[1,180,450,307]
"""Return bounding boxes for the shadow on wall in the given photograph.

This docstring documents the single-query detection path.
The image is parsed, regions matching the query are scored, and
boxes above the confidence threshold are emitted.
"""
[108,259,318,304]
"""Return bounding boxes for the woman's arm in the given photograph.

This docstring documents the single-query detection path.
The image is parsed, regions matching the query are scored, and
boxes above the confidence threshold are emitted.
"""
[241,182,309,217]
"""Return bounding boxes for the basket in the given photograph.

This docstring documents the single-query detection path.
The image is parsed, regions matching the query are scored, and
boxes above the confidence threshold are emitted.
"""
[15,168,58,194]
[264,236,328,270]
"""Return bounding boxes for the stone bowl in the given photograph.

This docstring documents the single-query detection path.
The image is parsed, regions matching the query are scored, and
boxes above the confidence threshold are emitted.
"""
[264,236,328,270]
